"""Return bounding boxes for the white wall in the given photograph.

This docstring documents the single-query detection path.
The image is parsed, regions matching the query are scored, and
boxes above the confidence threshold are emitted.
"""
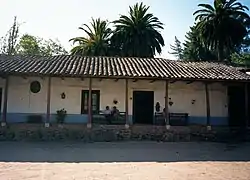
[2,76,228,118]
[7,76,48,113]
[50,78,126,114]
[168,82,228,117]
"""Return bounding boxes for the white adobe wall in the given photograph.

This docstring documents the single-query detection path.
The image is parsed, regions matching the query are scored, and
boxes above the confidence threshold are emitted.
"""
[128,80,227,118]
[50,78,126,114]
[168,81,228,117]
[2,76,227,120]
[7,76,48,113]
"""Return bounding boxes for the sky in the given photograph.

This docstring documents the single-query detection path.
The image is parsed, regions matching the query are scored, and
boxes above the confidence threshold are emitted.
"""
[1,0,250,59]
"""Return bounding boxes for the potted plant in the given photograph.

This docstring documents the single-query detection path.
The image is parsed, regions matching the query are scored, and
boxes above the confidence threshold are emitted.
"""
[56,108,67,128]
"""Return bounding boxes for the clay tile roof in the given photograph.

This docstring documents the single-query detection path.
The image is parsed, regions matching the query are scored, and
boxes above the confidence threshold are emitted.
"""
[0,54,249,81]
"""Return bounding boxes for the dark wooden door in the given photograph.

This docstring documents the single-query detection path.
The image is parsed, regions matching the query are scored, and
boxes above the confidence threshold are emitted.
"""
[228,85,245,127]
[133,91,154,124]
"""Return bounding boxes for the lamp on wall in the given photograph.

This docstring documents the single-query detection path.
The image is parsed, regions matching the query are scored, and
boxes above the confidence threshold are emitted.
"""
[61,92,66,99]
[169,98,173,106]
[113,99,118,104]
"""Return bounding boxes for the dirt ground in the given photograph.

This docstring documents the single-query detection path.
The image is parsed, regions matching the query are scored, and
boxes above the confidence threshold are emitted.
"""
[0,142,249,180]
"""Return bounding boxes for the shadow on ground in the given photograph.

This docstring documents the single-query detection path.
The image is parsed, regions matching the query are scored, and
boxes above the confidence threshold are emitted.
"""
[0,141,249,163]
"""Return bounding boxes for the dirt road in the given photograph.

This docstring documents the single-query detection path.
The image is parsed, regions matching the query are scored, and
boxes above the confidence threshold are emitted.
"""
[0,142,249,180]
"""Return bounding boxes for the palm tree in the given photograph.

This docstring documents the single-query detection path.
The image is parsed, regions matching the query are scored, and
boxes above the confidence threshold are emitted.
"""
[112,2,164,57]
[70,18,112,56]
[193,0,250,61]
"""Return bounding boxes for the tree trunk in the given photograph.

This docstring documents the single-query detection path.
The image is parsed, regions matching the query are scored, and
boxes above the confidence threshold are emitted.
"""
[217,43,223,62]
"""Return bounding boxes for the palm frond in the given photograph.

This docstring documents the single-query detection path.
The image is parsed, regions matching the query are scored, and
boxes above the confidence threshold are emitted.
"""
[70,18,112,56]
[193,0,250,61]
[112,2,164,57]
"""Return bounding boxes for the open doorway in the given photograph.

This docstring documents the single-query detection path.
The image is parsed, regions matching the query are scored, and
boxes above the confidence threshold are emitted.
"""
[228,85,246,127]
[133,91,154,124]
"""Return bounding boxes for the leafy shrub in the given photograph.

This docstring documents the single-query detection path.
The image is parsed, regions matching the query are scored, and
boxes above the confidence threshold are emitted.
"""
[56,108,67,124]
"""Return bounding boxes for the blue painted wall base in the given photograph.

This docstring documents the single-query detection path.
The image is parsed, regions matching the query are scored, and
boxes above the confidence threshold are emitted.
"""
[188,116,228,126]
[5,113,228,126]
[6,113,88,124]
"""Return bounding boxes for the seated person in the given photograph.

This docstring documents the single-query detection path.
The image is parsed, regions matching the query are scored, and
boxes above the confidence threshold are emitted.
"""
[103,106,111,115]
[103,106,111,123]
[111,106,120,118]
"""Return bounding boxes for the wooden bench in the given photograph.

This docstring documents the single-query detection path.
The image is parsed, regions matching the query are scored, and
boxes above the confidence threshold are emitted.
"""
[93,112,126,125]
[154,112,189,126]
[169,113,188,126]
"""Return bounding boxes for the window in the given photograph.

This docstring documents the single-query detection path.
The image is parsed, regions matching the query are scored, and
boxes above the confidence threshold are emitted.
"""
[81,90,100,114]
[30,81,41,93]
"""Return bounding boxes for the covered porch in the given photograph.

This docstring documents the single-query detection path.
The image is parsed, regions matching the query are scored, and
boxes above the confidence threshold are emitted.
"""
[0,75,249,129]
[0,55,250,130]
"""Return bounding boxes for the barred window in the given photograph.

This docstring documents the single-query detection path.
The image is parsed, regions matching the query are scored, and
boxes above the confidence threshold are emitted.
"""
[81,90,100,114]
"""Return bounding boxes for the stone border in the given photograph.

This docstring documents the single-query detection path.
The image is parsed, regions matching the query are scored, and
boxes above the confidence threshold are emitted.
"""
[0,124,248,142]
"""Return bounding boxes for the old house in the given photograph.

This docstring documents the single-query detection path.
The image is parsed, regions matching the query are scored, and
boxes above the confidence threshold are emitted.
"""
[0,55,249,129]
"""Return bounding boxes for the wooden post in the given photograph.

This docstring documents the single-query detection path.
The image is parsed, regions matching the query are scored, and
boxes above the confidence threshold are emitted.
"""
[165,80,169,129]
[205,83,211,130]
[125,79,129,128]
[245,83,249,128]
[2,76,9,126]
[87,78,92,128]
[45,77,51,127]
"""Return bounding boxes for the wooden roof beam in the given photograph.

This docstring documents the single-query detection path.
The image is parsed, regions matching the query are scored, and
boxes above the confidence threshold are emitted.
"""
[186,81,194,84]
[169,80,176,84]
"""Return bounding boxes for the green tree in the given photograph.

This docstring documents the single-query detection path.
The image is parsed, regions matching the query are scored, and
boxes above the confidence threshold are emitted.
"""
[241,21,250,53]
[70,18,112,56]
[231,52,250,65]
[17,34,67,56]
[182,26,216,61]
[40,38,67,56]
[17,34,40,55]
[169,36,183,60]
[112,2,164,57]
[0,16,20,55]
[193,0,250,61]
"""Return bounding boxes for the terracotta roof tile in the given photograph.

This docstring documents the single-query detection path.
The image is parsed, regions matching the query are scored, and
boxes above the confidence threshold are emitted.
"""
[0,54,249,81]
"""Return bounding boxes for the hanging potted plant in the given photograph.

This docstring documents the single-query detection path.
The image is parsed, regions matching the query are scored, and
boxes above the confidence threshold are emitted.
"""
[56,108,67,128]
[155,102,160,112]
